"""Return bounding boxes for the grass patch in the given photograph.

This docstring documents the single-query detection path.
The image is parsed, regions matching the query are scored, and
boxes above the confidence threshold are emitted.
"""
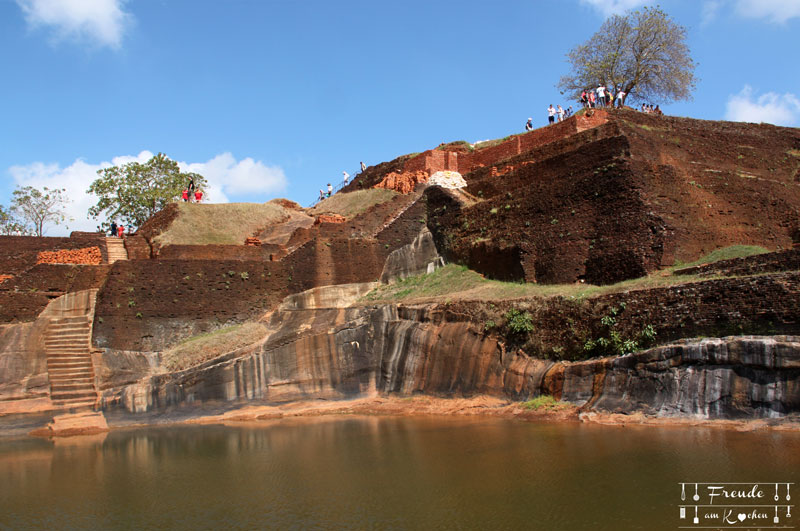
[308,189,398,219]
[363,246,773,304]
[155,202,289,246]
[788,149,800,158]
[161,322,269,372]
[362,264,705,303]
[673,245,769,270]
[521,395,562,411]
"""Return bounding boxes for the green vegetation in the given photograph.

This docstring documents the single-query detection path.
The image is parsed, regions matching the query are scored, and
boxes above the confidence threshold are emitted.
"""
[583,303,657,357]
[787,149,800,158]
[161,322,269,372]
[505,309,534,335]
[363,245,766,304]
[521,395,563,411]
[308,188,398,219]
[89,152,207,230]
[154,202,289,246]
[672,245,768,270]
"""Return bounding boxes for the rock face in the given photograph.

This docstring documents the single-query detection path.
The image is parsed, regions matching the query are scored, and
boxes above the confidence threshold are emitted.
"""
[100,290,800,420]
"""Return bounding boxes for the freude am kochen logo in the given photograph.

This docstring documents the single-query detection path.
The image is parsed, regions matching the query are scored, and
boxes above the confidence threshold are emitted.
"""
[678,483,794,528]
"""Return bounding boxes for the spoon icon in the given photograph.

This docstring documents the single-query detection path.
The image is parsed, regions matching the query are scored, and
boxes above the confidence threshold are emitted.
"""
[681,483,686,501]
[786,483,791,501]
[693,484,700,502]
[776,483,780,501]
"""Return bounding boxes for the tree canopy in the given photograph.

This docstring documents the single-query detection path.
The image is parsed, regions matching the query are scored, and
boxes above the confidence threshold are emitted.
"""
[558,7,697,105]
[0,205,29,235]
[10,186,70,237]
[88,153,207,229]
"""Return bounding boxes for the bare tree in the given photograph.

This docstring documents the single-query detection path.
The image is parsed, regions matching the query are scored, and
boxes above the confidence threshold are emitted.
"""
[558,7,697,105]
[11,186,71,237]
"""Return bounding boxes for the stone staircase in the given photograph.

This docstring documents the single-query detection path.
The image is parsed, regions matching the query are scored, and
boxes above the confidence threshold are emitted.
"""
[105,237,128,263]
[40,290,100,410]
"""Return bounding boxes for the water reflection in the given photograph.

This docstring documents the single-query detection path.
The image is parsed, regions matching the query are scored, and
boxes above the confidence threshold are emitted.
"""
[1,418,798,529]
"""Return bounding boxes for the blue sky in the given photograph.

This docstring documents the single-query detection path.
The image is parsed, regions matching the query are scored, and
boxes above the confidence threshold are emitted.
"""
[1,0,799,234]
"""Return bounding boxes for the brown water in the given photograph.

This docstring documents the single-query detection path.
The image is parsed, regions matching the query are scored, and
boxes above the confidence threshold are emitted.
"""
[0,417,798,530]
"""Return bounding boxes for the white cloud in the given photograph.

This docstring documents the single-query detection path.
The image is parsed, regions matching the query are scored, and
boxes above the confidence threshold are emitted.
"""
[724,85,800,126]
[15,0,132,49]
[735,0,800,23]
[180,153,287,202]
[579,0,649,17]
[701,0,723,25]
[7,151,288,235]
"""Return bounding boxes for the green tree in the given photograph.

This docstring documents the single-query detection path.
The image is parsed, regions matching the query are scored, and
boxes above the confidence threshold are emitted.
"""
[10,186,70,237]
[0,205,29,235]
[558,7,697,105]
[88,153,207,229]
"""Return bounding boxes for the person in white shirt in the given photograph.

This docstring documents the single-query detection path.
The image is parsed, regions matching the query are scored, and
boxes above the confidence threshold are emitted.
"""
[557,105,565,122]
[343,171,350,186]
[596,85,606,107]
[548,104,556,124]
[615,90,626,108]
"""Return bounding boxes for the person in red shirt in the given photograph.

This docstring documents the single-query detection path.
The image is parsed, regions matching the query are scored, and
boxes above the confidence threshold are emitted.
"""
[194,189,203,202]
[117,224,125,238]
[182,189,189,202]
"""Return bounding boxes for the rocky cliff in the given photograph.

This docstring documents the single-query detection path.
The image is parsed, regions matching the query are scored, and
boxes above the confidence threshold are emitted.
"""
[98,283,799,420]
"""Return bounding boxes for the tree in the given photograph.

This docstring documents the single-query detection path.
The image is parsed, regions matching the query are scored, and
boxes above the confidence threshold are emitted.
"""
[88,153,207,229]
[10,186,71,237]
[0,205,29,235]
[558,7,697,106]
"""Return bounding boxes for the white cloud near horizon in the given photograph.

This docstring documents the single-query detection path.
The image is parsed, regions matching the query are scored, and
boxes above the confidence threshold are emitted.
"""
[702,0,800,24]
[7,151,288,235]
[579,0,649,17]
[724,85,800,127]
[15,0,132,49]
[180,153,288,201]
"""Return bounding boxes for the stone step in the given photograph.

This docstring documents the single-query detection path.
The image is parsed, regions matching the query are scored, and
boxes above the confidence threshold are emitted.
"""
[47,358,92,366]
[45,336,89,344]
[49,316,91,324]
[52,397,97,408]
[51,390,97,401]
[48,322,90,329]
[49,372,94,381]
[48,369,94,379]
[46,348,90,354]
[45,339,89,346]
[51,381,95,391]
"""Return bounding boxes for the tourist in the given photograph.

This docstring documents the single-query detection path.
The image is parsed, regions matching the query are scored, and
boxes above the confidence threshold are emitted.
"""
[615,90,625,108]
[547,104,556,125]
[117,224,125,238]
[525,117,533,131]
[557,105,565,122]
[596,85,606,108]
[343,171,350,186]
[566,106,573,117]
[360,161,367,172]
[654,105,663,115]
[109,221,118,237]
[588,91,596,108]
[194,189,203,202]
[580,90,588,108]
[327,183,333,197]
[181,188,189,202]
[319,189,325,201]
[606,86,614,107]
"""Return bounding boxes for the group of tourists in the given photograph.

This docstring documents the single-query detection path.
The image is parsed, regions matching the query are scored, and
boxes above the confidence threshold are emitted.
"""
[317,162,367,202]
[541,105,574,127]
[108,221,125,238]
[182,178,203,203]
[641,103,663,115]
[581,85,626,109]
